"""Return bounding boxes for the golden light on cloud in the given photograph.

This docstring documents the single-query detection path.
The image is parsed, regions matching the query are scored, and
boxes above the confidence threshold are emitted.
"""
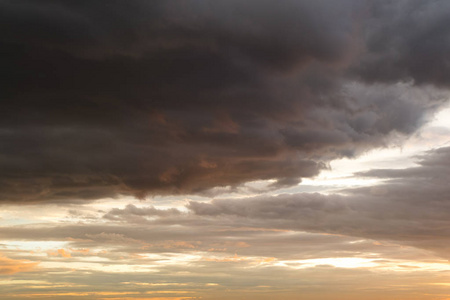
[47,248,72,258]
[100,298,197,300]
[2,291,197,300]
[0,255,39,275]
[278,257,378,269]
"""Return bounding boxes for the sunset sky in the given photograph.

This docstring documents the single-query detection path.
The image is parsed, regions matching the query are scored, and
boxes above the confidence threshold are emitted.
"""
[1,1,450,299]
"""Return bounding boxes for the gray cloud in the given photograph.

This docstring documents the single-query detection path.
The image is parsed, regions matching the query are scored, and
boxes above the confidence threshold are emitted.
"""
[351,0,450,87]
[103,204,182,222]
[189,146,450,258]
[1,0,449,202]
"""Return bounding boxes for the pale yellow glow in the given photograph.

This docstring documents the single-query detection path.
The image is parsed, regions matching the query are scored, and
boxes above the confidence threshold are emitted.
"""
[2,291,196,299]
[276,257,377,269]
[427,283,450,287]
[3,240,69,252]
[121,282,189,287]
[40,260,159,273]
[268,256,450,273]
[301,176,383,189]
[100,298,197,300]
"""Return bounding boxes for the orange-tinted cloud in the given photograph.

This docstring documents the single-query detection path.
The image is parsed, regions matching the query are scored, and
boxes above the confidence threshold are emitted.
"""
[0,255,39,275]
[47,248,71,258]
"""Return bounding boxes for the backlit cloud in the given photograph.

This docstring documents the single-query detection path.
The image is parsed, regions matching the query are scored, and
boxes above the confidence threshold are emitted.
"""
[189,146,450,258]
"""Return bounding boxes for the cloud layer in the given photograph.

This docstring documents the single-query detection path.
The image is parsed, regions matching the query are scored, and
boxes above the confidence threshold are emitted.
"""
[1,145,450,299]
[189,146,450,258]
[1,0,449,202]
[2,146,450,258]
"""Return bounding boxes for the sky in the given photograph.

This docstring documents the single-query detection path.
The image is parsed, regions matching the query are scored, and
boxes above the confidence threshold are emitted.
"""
[1,0,450,299]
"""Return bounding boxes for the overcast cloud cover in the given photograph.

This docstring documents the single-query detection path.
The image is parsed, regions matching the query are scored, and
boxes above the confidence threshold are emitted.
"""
[1,1,450,299]
[1,0,450,201]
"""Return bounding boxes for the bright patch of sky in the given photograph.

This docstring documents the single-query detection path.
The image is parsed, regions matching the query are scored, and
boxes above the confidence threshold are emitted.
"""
[279,102,450,194]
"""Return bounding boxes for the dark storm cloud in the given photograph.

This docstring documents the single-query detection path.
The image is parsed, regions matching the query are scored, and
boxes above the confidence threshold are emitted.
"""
[1,0,449,202]
[189,146,450,258]
[350,0,450,87]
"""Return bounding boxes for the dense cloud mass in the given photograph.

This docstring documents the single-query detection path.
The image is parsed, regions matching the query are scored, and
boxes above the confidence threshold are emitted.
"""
[351,0,450,86]
[188,146,450,258]
[1,0,450,202]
